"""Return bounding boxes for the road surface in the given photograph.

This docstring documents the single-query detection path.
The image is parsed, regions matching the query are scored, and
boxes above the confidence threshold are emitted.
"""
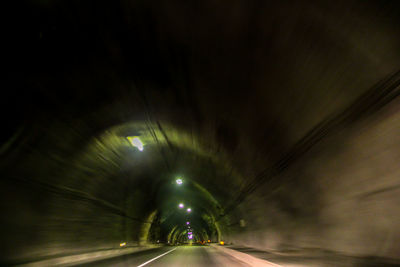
[74,245,252,267]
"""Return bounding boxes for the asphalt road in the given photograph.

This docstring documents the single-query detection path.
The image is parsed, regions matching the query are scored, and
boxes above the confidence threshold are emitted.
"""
[74,245,251,267]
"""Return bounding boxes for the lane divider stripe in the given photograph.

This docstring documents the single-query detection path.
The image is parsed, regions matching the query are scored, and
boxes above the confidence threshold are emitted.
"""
[136,247,178,267]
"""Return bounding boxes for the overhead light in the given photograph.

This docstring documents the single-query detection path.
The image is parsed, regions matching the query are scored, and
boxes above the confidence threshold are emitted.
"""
[176,178,183,185]
[186,208,191,213]
[127,136,144,151]
[179,203,184,208]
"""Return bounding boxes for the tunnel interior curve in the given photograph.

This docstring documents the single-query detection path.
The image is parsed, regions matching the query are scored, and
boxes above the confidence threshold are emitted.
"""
[2,0,400,265]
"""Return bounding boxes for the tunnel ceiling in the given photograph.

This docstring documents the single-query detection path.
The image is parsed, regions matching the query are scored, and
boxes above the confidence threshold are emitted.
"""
[2,0,400,260]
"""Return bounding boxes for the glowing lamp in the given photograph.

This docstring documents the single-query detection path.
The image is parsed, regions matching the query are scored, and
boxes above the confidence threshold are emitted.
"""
[127,136,144,151]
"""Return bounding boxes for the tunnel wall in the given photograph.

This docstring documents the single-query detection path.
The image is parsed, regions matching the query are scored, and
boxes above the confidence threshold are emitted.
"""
[0,125,158,265]
[225,97,400,259]
[0,177,149,264]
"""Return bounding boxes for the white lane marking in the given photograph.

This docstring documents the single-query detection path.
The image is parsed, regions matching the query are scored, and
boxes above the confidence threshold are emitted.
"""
[136,247,178,267]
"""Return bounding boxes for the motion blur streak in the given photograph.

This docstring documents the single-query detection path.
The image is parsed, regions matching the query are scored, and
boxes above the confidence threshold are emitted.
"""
[2,1,400,266]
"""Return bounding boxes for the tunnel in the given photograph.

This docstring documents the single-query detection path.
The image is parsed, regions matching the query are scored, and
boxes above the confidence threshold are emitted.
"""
[2,1,400,266]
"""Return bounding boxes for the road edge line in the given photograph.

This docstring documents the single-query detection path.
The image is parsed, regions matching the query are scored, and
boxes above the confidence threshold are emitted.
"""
[136,247,177,267]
